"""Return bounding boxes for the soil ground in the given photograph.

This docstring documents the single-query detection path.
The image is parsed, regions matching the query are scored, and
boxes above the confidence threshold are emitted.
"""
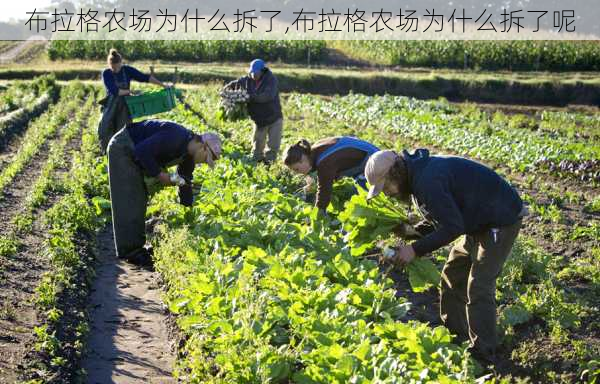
[81,226,175,384]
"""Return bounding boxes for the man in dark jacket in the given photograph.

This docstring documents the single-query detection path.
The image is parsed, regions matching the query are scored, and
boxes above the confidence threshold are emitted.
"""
[224,59,283,163]
[365,149,527,365]
[107,119,221,265]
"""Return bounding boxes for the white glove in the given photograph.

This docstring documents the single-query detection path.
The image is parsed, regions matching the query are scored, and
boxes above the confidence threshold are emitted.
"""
[169,173,186,186]
[383,247,396,259]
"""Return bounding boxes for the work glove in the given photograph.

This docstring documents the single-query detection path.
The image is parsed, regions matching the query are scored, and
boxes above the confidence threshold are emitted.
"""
[414,221,435,237]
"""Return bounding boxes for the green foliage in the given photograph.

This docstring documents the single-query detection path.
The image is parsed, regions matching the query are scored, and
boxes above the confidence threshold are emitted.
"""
[216,103,249,122]
[151,84,599,382]
[0,75,56,115]
[0,83,86,198]
[91,196,111,216]
[0,235,19,257]
[286,93,600,182]
[24,84,107,381]
[585,197,600,214]
[580,359,600,384]
[571,222,600,242]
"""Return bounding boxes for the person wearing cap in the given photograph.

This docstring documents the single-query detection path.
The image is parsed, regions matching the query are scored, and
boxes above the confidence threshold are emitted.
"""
[223,59,283,163]
[107,119,221,265]
[365,149,526,365]
[283,137,379,213]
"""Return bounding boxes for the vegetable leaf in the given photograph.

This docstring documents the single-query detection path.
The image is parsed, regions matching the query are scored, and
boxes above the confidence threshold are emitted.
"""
[406,258,441,293]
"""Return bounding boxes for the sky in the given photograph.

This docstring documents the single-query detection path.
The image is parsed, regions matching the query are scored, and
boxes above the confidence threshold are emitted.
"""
[1,0,53,22]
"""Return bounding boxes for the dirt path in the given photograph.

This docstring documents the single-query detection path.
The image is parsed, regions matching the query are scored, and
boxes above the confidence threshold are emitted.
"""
[0,38,47,64]
[82,226,175,384]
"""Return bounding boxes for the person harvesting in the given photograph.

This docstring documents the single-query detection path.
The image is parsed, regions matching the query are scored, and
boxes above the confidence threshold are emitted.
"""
[283,137,379,214]
[223,59,283,163]
[365,148,528,366]
[107,119,221,266]
[98,49,169,152]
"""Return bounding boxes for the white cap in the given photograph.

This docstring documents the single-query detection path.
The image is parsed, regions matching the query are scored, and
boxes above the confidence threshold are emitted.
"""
[365,150,399,199]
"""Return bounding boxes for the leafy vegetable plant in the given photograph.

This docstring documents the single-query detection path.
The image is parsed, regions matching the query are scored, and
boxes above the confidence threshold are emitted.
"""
[338,190,408,256]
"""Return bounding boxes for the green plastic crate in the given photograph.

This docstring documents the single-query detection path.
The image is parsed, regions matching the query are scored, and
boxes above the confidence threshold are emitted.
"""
[125,87,179,119]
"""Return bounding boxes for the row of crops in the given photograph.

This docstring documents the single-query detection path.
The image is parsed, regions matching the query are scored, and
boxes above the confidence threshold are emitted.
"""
[0,76,58,155]
[47,40,328,63]
[0,76,55,116]
[47,40,600,71]
[334,40,600,71]
[136,85,598,383]
[0,79,108,382]
[285,93,600,182]
[148,99,475,383]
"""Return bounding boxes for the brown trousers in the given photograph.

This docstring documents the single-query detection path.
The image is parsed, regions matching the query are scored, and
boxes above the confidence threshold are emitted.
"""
[440,219,522,359]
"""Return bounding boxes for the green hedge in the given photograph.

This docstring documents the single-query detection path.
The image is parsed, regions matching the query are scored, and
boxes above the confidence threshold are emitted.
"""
[48,40,327,63]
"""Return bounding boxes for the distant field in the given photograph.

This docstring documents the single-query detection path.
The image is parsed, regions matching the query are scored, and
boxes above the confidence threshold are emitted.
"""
[47,40,328,64]
[43,40,600,72]
[0,41,19,55]
[2,60,600,106]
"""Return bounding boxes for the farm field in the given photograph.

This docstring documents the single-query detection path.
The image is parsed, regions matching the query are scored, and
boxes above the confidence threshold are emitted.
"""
[0,79,106,383]
[0,42,597,383]
[139,85,598,383]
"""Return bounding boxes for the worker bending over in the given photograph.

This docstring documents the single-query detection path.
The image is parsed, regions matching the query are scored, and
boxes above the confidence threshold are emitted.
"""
[107,119,221,265]
[284,137,379,213]
[365,148,527,365]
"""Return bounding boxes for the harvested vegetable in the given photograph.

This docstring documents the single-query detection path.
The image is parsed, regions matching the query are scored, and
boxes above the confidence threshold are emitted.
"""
[217,87,249,121]
[338,189,409,256]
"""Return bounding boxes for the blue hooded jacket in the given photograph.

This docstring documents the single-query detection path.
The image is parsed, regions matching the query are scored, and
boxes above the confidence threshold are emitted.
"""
[227,68,282,127]
[405,149,523,255]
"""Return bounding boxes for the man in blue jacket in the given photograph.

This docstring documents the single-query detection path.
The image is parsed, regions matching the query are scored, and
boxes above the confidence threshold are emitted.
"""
[365,149,527,365]
[107,120,221,266]
[224,59,283,163]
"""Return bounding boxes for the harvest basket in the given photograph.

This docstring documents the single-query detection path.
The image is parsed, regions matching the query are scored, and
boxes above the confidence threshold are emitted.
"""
[125,87,179,119]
